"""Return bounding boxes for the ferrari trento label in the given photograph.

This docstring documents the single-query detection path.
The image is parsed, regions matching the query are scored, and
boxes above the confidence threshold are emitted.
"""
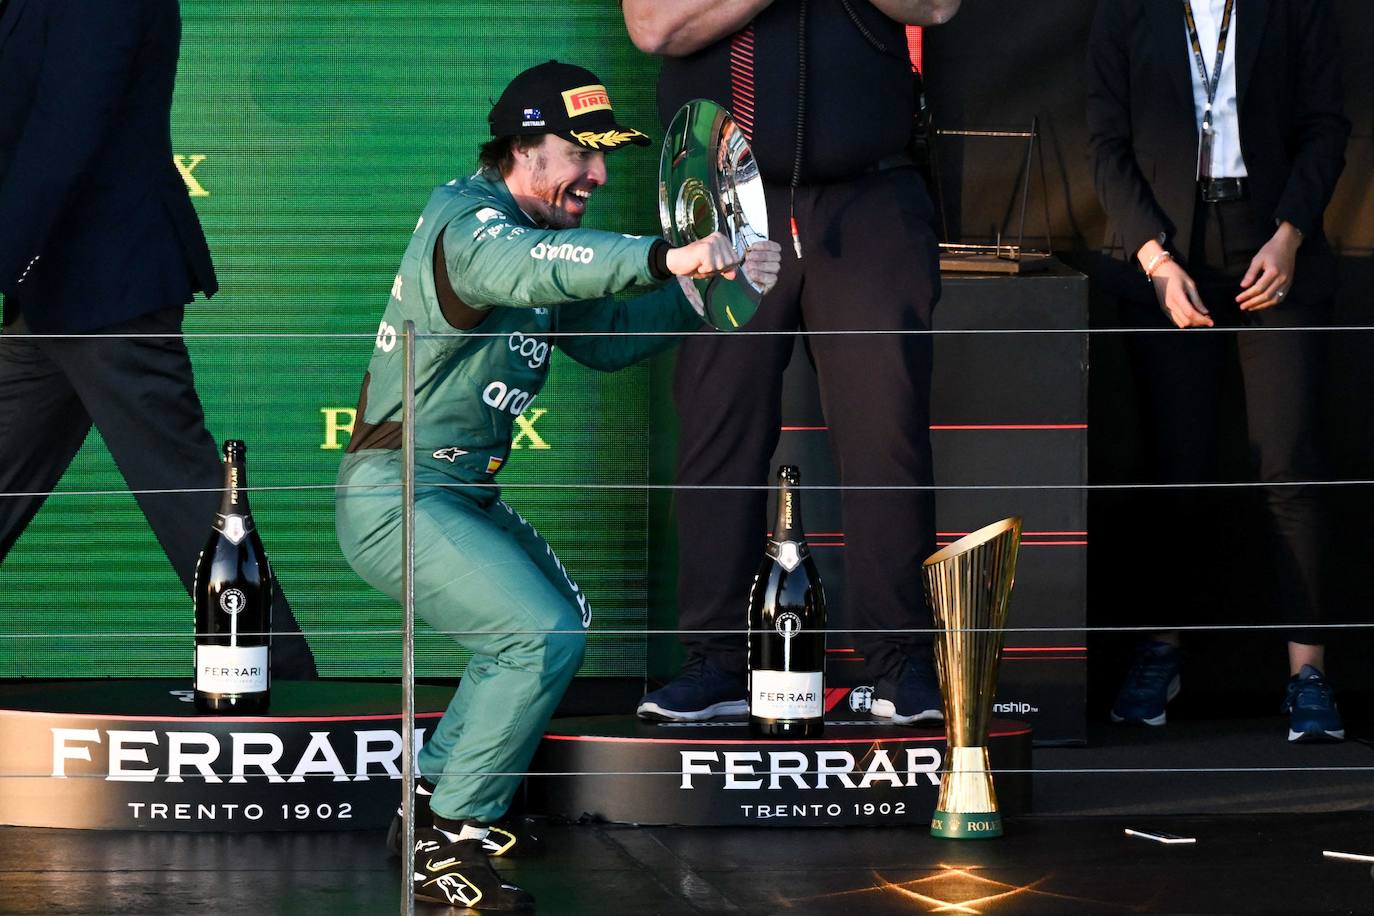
[751,669,823,719]
[561,84,611,117]
[195,645,268,693]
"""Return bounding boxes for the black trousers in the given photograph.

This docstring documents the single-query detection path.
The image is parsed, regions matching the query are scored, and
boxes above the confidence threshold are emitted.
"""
[0,307,317,677]
[1122,196,1329,645]
[672,168,940,687]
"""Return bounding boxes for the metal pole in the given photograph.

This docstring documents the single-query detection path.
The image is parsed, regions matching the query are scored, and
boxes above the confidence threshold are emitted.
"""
[400,320,417,916]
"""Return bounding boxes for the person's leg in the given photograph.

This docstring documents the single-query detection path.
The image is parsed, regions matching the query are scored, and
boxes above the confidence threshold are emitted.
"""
[339,468,587,826]
[423,499,588,824]
[1235,303,1329,652]
[0,318,93,562]
[44,308,316,678]
[1111,280,1226,725]
[642,182,803,719]
[799,169,939,706]
[1236,297,1340,740]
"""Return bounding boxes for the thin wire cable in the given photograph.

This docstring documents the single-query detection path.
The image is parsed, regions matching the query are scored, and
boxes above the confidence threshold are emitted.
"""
[4,764,1371,780]
[8,622,1374,640]
[7,477,1374,500]
[14,324,1374,339]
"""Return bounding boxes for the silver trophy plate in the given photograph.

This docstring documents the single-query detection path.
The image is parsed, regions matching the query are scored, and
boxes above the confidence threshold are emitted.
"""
[658,99,770,331]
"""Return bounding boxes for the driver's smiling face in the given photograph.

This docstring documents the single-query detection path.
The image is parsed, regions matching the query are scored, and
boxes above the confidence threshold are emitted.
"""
[518,135,607,229]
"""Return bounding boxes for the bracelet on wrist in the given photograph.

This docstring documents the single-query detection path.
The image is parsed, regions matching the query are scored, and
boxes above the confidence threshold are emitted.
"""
[1144,250,1173,278]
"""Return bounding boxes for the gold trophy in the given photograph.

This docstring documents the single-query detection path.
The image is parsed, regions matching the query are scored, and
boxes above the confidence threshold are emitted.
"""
[921,517,1023,839]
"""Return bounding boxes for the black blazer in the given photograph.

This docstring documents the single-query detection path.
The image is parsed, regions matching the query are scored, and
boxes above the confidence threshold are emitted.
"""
[1086,0,1348,302]
[0,0,216,333]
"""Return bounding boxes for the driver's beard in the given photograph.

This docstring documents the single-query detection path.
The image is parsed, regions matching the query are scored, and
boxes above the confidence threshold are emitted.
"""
[528,154,579,230]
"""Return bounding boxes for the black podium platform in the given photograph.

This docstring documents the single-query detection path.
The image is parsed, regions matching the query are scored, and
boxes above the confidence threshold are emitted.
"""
[2,682,1033,832]
[0,680,449,831]
[527,715,1032,827]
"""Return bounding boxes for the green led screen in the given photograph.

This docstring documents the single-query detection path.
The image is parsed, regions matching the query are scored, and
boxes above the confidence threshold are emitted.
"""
[0,3,669,679]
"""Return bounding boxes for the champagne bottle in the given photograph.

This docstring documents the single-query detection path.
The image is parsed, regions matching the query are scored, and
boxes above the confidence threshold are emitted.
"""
[193,440,272,714]
[747,465,826,738]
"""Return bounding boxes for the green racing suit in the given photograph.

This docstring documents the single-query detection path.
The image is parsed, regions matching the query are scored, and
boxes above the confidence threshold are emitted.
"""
[336,169,698,824]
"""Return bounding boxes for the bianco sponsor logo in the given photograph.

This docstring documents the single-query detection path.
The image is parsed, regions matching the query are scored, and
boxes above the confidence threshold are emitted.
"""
[482,381,536,416]
[679,748,942,790]
[529,241,595,264]
[501,503,590,626]
[375,320,398,353]
[508,331,550,369]
[545,542,590,628]
[50,727,426,783]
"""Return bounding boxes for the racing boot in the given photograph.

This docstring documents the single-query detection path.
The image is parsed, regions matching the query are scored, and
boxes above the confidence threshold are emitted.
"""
[413,828,534,910]
[388,784,541,858]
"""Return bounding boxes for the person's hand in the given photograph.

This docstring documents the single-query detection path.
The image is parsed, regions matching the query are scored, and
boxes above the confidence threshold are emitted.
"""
[740,239,782,295]
[665,232,739,280]
[676,276,708,319]
[1150,259,1212,328]
[1237,222,1302,312]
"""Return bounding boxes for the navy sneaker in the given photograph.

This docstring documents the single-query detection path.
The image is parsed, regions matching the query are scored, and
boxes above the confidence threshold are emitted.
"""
[871,651,944,725]
[413,828,533,910]
[636,657,748,721]
[1282,664,1345,743]
[1110,640,1181,726]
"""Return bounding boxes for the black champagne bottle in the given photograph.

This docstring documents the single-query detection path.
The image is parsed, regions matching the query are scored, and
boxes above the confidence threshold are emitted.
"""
[193,440,272,713]
[747,465,826,738]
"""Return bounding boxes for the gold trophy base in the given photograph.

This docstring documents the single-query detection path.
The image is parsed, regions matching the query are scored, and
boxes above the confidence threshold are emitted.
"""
[930,746,1003,839]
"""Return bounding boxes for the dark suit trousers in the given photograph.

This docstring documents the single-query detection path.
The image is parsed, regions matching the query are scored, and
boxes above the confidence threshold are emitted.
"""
[0,307,318,677]
[1123,195,1329,645]
[672,169,940,688]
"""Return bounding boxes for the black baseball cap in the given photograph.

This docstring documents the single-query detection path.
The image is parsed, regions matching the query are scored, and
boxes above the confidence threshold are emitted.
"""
[488,60,651,151]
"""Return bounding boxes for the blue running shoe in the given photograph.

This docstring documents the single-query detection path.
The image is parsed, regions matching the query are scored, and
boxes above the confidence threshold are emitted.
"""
[871,650,944,725]
[1110,640,1180,726]
[1282,665,1344,743]
[637,657,748,721]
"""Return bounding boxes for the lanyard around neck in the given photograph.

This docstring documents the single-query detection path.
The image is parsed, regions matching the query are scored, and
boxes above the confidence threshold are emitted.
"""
[1183,0,1236,127]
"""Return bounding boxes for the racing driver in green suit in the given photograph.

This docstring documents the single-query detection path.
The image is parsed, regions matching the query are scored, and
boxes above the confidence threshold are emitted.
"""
[335,60,780,910]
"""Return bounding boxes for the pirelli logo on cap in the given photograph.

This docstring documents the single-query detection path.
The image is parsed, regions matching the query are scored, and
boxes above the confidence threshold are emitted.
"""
[562,84,612,118]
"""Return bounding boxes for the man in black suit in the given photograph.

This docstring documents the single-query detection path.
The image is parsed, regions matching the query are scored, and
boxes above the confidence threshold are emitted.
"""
[1087,0,1349,741]
[0,0,316,678]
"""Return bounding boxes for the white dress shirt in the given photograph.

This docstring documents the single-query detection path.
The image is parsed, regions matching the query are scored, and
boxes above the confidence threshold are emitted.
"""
[1186,0,1249,178]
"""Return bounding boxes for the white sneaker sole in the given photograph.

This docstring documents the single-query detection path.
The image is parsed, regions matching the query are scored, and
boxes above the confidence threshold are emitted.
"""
[636,699,748,722]
[1110,675,1180,726]
[871,698,943,725]
[1288,727,1345,743]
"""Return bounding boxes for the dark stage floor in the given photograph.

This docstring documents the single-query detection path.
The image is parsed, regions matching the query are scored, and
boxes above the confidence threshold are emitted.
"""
[2,717,1372,915]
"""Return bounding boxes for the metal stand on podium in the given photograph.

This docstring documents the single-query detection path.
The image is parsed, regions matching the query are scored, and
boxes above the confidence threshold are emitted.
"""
[399,320,417,916]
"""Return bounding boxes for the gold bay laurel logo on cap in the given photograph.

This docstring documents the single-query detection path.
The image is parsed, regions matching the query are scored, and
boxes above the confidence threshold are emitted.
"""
[571,129,648,150]
[562,84,612,118]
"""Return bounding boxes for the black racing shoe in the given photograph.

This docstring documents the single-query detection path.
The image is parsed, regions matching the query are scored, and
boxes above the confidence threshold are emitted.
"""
[479,816,543,858]
[385,783,435,856]
[391,809,542,859]
[413,829,534,910]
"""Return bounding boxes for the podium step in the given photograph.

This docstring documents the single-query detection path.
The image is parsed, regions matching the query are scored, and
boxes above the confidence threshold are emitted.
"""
[527,715,1032,827]
[0,679,447,831]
